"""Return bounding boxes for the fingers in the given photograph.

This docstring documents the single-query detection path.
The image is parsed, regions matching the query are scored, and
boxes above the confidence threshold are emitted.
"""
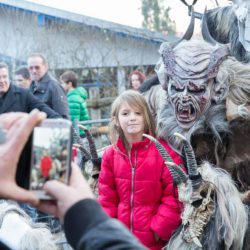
[69,163,94,198]
[0,183,39,206]
[69,163,86,188]
[35,201,58,218]
[8,110,46,158]
[43,180,71,201]
[43,164,94,200]
[0,112,27,129]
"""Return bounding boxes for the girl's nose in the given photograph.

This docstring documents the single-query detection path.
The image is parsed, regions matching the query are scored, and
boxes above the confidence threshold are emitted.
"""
[129,113,136,120]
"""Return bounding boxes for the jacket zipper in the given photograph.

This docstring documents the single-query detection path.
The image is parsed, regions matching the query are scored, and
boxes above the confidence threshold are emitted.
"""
[129,150,136,233]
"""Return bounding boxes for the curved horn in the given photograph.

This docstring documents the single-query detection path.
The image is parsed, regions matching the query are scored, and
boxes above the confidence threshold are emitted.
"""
[174,132,202,188]
[201,8,217,46]
[143,134,188,184]
[73,143,91,160]
[170,6,195,48]
[166,161,189,183]
[78,124,98,159]
[72,127,92,160]
[180,0,198,7]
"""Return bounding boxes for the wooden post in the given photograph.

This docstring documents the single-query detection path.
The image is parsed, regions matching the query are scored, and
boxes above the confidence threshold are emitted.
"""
[89,86,101,121]
[88,86,103,148]
[117,67,126,95]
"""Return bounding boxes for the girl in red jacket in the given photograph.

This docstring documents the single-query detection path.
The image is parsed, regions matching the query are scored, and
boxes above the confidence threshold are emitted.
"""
[98,90,183,250]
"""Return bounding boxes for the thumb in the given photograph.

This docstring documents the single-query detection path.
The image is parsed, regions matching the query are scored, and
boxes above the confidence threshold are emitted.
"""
[43,180,70,201]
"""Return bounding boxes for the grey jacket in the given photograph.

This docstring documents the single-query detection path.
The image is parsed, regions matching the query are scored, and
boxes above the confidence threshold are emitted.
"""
[30,72,69,118]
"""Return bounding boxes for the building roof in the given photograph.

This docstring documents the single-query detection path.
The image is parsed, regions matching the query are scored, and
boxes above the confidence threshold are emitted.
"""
[0,0,174,44]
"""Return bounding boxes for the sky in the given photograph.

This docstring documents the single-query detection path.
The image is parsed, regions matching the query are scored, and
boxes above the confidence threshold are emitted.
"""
[25,0,230,33]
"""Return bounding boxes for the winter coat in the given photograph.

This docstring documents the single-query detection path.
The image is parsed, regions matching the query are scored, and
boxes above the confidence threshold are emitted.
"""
[0,84,60,118]
[67,87,90,131]
[98,137,183,250]
[0,84,61,189]
[30,72,69,119]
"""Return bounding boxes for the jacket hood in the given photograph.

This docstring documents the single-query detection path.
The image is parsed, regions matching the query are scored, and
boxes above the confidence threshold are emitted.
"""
[68,87,88,100]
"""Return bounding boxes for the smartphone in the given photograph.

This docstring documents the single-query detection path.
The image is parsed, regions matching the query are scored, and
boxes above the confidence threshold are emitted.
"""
[29,119,72,200]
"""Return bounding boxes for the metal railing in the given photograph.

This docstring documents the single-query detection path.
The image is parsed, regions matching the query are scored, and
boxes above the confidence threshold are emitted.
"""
[78,118,110,125]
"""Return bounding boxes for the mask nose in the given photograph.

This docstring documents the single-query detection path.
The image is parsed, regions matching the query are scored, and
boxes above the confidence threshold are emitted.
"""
[181,87,189,103]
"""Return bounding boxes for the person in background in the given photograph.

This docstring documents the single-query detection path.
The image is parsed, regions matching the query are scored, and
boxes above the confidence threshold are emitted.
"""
[0,62,61,223]
[28,53,69,119]
[60,70,90,133]
[98,90,183,250]
[15,66,32,88]
[40,150,52,180]
[0,110,146,250]
[128,70,146,90]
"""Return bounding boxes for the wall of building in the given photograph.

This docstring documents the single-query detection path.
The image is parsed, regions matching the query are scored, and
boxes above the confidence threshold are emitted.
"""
[0,7,162,70]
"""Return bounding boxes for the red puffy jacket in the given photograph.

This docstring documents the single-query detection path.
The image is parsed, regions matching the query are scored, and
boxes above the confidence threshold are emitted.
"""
[98,137,183,250]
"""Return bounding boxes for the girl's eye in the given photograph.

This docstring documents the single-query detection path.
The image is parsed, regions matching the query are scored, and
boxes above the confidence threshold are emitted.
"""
[121,112,128,116]
[135,112,141,115]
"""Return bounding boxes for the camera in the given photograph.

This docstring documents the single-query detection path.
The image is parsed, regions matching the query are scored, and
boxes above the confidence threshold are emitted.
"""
[29,119,72,199]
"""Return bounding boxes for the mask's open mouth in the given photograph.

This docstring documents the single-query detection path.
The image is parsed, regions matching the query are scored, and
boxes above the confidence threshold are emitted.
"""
[176,102,197,125]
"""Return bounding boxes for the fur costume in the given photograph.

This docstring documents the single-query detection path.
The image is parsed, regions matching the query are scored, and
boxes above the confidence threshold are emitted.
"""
[205,0,250,63]
[144,133,249,250]
[0,200,58,250]
[72,124,103,197]
[142,39,250,202]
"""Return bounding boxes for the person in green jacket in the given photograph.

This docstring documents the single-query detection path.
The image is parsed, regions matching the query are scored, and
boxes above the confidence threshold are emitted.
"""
[60,70,91,135]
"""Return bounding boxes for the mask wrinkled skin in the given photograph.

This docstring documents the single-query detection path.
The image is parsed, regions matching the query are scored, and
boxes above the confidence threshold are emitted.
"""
[158,41,228,130]
[168,78,214,129]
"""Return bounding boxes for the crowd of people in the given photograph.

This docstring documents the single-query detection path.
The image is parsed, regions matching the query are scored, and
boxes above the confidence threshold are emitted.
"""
[0,50,163,250]
[1,43,247,250]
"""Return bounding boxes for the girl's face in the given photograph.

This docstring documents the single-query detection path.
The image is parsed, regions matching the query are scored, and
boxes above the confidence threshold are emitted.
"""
[131,74,141,90]
[117,102,145,142]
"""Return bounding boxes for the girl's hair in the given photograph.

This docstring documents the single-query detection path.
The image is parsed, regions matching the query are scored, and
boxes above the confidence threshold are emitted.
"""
[129,70,146,89]
[109,90,156,149]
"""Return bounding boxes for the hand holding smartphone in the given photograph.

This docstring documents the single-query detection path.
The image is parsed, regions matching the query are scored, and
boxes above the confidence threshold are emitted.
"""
[29,119,72,200]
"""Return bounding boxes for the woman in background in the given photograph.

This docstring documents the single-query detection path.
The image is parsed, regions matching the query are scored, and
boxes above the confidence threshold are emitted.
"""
[129,70,146,90]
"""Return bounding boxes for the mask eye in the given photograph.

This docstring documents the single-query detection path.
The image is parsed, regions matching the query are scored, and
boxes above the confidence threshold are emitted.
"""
[191,199,203,208]
[171,85,183,92]
[188,86,205,94]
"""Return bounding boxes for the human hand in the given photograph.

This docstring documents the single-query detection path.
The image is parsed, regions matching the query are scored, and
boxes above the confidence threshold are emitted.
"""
[36,163,95,220]
[0,110,46,205]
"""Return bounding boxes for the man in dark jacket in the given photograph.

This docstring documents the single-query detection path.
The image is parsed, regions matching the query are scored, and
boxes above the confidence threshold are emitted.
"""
[28,53,69,119]
[0,62,63,229]
[15,66,32,89]
[0,62,61,188]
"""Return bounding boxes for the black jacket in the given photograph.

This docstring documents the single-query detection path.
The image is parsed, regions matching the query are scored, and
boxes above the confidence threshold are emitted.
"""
[0,84,61,189]
[0,84,61,117]
[30,72,69,119]
[64,199,146,250]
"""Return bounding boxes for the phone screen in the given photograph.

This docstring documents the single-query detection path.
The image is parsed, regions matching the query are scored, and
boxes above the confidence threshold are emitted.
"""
[30,122,71,198]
